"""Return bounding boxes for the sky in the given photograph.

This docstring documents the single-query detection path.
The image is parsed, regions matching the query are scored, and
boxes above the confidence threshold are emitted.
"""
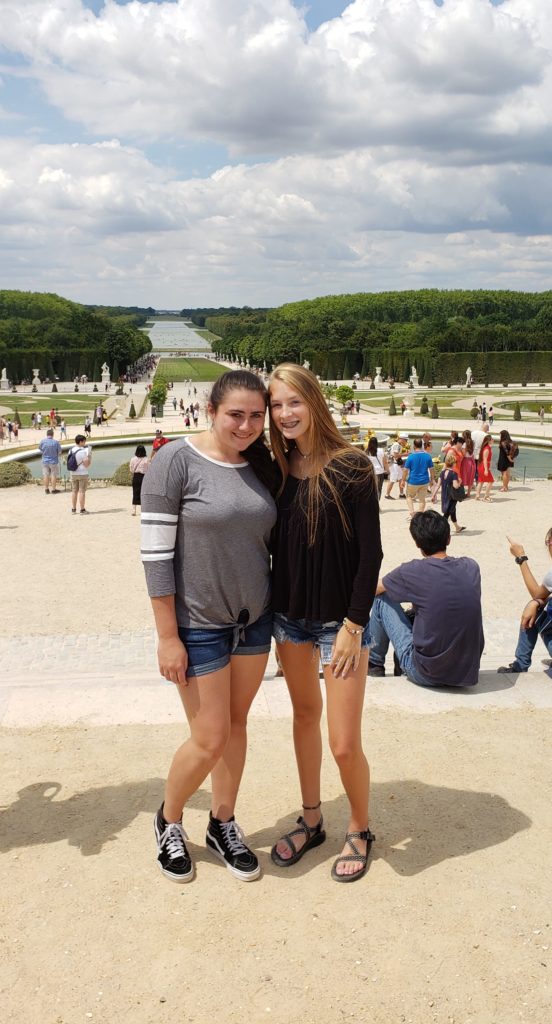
[0,0,551,309]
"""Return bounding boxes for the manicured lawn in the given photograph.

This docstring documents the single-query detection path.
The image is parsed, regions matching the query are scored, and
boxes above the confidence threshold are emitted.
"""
[155,358,225,382]
[0,394,98,427]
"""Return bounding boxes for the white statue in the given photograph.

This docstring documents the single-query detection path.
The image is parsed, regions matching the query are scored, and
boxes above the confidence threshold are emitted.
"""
[466,366,473,385]
[101,362,109,375]
[302,360,310,371]
[0,367,8,390]
[374,366,383,385]
[409,365,419,387]
[32,368,41,387]
[101,362,111,385]
[411,365,417,378]
[1,367,6,380]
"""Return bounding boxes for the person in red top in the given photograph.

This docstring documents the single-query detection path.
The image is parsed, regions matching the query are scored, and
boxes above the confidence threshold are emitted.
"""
[152,430,170,455]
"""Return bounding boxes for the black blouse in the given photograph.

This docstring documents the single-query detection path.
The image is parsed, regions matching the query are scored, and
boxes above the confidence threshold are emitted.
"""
[271,455,383,626]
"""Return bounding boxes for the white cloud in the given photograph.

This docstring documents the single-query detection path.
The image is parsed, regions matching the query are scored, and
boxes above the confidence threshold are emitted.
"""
[0,0,551,302]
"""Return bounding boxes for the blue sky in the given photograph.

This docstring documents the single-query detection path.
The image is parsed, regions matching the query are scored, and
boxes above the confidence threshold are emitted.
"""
[0,0,549,308]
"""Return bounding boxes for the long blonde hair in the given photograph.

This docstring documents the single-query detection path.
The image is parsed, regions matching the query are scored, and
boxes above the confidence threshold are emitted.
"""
[268,363,374,544]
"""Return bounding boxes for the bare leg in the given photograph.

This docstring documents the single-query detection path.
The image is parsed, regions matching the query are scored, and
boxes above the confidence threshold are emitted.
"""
[210,652,268,821]
[274,641,323,858]
[323,650,370,876]
[163,665,232,822]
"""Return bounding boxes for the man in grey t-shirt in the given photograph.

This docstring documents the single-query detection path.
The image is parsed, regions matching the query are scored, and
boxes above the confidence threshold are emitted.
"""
[368,510,484,687]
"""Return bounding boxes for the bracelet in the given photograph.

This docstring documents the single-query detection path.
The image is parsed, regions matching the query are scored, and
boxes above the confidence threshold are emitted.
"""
[343,618,363,636]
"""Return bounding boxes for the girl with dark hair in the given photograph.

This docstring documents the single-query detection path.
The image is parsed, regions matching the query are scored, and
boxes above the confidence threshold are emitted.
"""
[460,432,476,497]
[141,370,278,884]
[366,435,389,498]
[475,433,494,501]
[268,364,382,883]
[498,429,516,492]
[129,443,149,515]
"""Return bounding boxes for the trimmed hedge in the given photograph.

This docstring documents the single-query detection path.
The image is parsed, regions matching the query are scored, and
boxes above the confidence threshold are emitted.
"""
[111,462,132,486]
[0,461,32,487]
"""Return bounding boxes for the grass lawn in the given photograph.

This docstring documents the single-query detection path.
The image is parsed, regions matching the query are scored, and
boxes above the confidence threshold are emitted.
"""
[155,358,225,383]
[1,394,98,427]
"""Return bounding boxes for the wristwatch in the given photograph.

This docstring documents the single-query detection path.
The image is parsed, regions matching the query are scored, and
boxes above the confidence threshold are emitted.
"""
[515,555,528,565]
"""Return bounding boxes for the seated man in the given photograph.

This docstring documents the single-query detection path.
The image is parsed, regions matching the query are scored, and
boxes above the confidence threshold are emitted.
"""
[368,510,484,687]
[498,531,552,676]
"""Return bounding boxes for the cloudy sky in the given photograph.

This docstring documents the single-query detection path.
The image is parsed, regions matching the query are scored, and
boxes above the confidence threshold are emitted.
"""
[0,0,551,308]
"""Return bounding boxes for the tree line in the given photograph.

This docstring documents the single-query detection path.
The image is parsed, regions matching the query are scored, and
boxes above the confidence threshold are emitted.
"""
[201,290,552,384]
[0,291,152,382]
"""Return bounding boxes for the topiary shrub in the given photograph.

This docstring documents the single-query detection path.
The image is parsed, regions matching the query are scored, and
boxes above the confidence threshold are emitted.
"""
[128,401,137,419]
[13,409,21,427]
[0,462,32,487]
[111,462,132,486]
[513,402,522,421]
[470,401,479,419]
[52,383,58,393]
[430,401,440,419]
[420,396,429,415]
[389,396,397,416]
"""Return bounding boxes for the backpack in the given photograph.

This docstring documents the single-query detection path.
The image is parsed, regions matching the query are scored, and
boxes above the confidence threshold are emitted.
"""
[510,443,519,459]
[66,448,79,472]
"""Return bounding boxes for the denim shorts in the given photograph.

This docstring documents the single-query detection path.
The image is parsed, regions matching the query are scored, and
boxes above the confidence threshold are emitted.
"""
[178,609,273,678]
[273,613,370,666]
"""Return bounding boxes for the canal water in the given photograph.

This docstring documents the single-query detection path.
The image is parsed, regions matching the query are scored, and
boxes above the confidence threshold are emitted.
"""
[21,440,552,480]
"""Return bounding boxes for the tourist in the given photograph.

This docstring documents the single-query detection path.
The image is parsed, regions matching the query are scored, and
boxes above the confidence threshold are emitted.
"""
[460,432,476,497]
[141,370,278,884]
[268,363,382,883]
[539,405,545,425]
[59,418,67,440]
[366,436,389,498]
[368,510,483,686]
[152,429,169,455]
[475,434,494,501]
[498,531,552,676]
[36,411,42,430]
[402,436,435,517]
[384,433,407,500]
[438,453,465,534]
[68,434,92,514]
[84,415,92,438]
[497,429,517,492]
[7,419,14,441]
[129,444,149,516]
[193,407,199,428]
[472,422,490,461]
[39,427,62,494]
[488,406,494,426]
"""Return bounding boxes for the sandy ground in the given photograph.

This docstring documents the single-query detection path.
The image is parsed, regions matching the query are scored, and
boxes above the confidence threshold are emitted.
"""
[1,480,552,1024]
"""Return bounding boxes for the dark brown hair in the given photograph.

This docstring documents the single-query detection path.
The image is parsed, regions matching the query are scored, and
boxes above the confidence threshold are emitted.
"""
[209,370,279,495]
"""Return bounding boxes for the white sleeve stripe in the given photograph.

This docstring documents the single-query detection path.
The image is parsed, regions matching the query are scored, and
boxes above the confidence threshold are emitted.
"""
[142,552,174,562]
[141,524,177,549]
[141,511,179,522]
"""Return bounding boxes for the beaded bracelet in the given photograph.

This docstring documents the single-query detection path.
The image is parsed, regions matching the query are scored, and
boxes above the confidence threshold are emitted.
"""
[343,618,363,636]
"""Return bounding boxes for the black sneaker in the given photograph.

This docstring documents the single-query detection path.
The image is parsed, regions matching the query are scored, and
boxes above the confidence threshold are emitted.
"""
[497,662,526,674]
[368,663,385,677]
[153,805,194,883]
[45,488,50,494]
[206,812,260,881]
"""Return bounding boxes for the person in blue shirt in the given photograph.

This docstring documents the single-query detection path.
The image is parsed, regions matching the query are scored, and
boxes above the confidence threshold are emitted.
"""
[38,428,62,494]
[402,436,435,517]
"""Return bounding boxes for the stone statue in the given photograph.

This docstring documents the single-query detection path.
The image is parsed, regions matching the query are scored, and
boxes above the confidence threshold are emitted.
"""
[374,366,383,385]
[411,365,417,378]
[409,365,419,387]
[32,368,41,387]
[302,360,310,371]
[1,367,6,380]
[0,367,8,391]
[101,362,111,385]
[101,362,109,375]
[466,366,473,386]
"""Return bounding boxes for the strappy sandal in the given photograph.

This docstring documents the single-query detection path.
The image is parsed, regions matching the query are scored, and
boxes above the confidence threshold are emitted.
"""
[331,828,375,883]
[271,808,326,868]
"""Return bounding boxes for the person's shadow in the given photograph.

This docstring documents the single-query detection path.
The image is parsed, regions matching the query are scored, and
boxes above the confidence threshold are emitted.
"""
[1,778,531,876]
[249,781,531,877]
[0,780,209,856]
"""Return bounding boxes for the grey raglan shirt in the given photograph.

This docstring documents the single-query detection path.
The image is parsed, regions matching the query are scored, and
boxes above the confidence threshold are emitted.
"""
[141,437,276,629]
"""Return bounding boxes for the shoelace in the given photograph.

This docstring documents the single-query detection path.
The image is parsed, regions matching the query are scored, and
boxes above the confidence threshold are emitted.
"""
[162,822,189,861]
[219,819,248,854]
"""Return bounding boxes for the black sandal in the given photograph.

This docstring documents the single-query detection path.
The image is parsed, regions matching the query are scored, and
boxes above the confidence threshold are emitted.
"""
[271,812,326,868]
[331,829,375,883]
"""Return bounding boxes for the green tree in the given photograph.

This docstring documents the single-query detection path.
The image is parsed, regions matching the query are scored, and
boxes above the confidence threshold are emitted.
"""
[513,401,522,421]
[336,385,354,405]
[128,401,137,419]
[431,401,440,419]
[149,378,168,413]
[389,396,397,416]
[419,395,429,414]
